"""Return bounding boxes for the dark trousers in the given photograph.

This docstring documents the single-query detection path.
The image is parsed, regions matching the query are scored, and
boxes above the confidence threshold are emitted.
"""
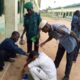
[0,50,5,68]
[73,45,79,61]
[27,39,39,53]
[54,43,74,78]
[0,50,16,67]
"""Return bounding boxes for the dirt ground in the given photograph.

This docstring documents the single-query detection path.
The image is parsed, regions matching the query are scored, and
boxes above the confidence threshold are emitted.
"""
[20,17,80,80]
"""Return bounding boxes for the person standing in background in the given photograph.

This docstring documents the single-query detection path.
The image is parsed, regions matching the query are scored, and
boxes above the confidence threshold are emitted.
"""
[71,10,80,60]
[21,2,42,53]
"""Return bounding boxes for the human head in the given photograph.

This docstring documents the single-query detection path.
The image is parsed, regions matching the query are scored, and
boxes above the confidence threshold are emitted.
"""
[11,31,20,42]
[39,20,51,33]
[24,2,33,15]
[73,10,80,16]
[28,51,39,61]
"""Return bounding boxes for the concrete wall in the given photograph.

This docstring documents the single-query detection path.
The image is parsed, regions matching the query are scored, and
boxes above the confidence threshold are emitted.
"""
[4,0,18,37]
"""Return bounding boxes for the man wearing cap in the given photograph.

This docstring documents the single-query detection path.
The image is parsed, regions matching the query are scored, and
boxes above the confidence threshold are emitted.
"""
[39,20,79,80]
[21,2,42,53]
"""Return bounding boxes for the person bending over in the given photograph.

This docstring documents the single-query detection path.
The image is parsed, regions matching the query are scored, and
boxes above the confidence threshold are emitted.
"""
[24,51,57,80]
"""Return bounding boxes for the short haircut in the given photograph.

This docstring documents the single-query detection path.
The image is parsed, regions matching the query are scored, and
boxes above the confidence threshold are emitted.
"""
[12,31,20,36]
[73,10,80,15]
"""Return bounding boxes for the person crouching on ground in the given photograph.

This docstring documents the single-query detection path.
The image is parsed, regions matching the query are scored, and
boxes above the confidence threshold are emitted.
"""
[0,31,27,71]
[24,50,57,80]
[39,20,79,80]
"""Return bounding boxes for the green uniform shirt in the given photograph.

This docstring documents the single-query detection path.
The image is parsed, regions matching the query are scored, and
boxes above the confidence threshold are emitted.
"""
[24,12,41,40]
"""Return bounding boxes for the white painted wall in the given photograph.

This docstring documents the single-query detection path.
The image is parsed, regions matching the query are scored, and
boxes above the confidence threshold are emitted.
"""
[4,0,18,37]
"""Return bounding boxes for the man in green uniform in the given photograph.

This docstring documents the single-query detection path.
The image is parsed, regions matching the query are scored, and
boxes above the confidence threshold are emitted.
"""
[21,2,41,53]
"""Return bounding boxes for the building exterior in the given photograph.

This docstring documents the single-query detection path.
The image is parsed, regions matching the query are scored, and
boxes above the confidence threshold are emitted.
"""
[0,0,41,42]
[1,0,79,42]
[47,3,80,20]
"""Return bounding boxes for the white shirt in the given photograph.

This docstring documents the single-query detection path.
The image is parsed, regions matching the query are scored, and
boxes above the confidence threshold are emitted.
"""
[28,52,57,79]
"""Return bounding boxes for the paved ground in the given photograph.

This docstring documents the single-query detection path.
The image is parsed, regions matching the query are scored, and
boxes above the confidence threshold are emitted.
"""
[19,17,80,80]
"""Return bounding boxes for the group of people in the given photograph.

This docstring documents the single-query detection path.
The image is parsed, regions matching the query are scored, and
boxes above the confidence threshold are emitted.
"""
[0,1,80,80]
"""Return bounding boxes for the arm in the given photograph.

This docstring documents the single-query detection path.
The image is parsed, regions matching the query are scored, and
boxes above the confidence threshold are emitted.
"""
[14,45,27,55]
[24,58,33,68]
[56,26,70,35]
[28,58,40,68]
[71,22,78,31]
[70,30,80,47]
[70,31,79,43]
[37,13,42,39]
[71,15,78,31]
[58,29,69,35]
[40,36,53,47]
[23,58,40,73]
[58,27,79,42]
[38,13,42,26]
[9,42,27,56]
[21,27,26,40]
[21,15,26,39]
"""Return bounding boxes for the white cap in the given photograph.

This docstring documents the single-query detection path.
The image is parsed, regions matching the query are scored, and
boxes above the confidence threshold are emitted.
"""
[39,20,47,28]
